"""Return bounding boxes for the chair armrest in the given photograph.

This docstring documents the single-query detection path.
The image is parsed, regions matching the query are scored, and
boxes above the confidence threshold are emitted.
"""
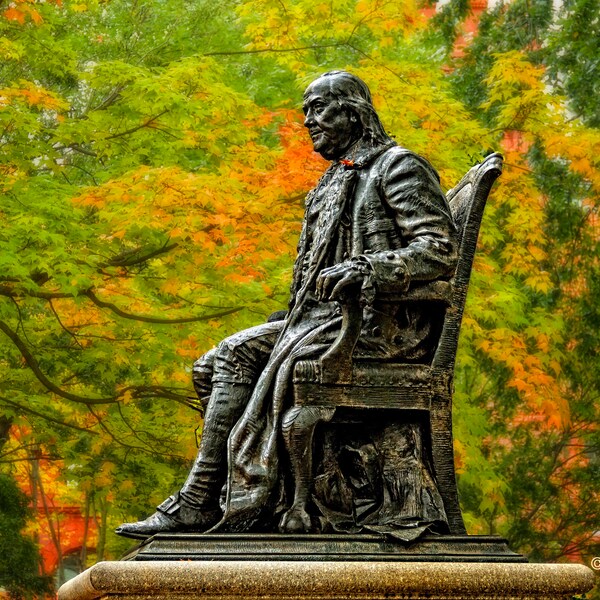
[377,280,453,304]
[318,280,453,385]
[319,293,362,384]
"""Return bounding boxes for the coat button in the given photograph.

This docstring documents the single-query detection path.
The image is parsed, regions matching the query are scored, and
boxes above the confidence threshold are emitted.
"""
[371,326,382,337]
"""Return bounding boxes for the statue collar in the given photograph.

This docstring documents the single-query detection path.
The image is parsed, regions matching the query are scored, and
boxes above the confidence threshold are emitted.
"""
[335,139,396,170]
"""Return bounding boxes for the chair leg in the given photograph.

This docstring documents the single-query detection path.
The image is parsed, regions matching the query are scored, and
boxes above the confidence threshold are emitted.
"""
[279,405,335,533]
[430,394,467,534]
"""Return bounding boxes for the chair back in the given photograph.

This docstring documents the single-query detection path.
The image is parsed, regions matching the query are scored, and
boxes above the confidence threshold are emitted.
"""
[432,153,503,370]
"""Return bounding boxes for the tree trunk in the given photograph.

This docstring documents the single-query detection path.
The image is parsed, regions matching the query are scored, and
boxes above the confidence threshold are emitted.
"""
[0,415,13,453]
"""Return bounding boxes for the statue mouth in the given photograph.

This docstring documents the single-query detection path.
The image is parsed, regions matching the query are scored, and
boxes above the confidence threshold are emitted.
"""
[310,130,325,145]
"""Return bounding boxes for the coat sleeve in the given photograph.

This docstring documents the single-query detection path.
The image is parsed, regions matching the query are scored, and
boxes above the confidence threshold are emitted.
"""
[358,150,458,294]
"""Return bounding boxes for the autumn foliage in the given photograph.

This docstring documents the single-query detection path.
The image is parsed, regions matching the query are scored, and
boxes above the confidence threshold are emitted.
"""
[0,0,598,593]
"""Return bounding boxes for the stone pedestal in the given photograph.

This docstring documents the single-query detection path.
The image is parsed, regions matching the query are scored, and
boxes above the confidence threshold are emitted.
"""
[59,560,594,600]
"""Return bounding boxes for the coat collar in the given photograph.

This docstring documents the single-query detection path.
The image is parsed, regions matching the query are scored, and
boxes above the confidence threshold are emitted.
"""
[335,139,396,170]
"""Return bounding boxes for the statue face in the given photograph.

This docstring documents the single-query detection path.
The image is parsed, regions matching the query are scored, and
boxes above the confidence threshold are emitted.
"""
[303,78,361,161]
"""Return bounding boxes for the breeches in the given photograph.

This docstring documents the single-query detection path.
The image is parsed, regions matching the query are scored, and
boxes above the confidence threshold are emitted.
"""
[192,320,284,412]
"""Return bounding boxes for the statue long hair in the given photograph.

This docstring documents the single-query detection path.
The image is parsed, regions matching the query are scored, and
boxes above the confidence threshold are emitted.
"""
[305,70,394,148]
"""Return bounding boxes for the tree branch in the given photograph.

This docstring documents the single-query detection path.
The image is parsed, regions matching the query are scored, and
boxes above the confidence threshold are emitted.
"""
[0,319,204,410]
[91,85,126,113]
[103,110,170,141]
[100,241,179,268]
[203,42,343,56]
[0,285,75,299]
[0,395,98,434]
[84,289,242,324]
[0,319,118,405]
[1,281,243,324]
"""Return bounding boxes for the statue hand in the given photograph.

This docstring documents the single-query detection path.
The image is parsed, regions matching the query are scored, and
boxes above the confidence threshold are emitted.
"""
[316,262,364,301]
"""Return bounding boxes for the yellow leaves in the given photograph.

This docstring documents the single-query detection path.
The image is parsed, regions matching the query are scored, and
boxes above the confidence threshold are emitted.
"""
[171,370,190,383]
[524,272,552,294]
[160,278,181,296]
[120,390,134,405]
[484,51,545,99]
[120,480,135,492]
[543,128,600,193]
[0,36,24,60]
[484,53,600,200]
[453,437,466,474]
[94,461,116,488]
[238,0,423,75]
[482,51,558,132]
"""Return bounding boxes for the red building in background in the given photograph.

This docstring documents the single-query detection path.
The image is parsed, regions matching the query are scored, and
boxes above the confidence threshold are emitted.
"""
[13,440,98,589]
[35,503,97,587]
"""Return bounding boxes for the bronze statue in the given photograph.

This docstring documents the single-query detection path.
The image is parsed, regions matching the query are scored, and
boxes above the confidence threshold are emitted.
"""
[116,70,461,540]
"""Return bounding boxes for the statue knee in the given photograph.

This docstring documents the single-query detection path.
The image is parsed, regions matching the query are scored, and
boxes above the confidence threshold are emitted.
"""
[192,348,217,411]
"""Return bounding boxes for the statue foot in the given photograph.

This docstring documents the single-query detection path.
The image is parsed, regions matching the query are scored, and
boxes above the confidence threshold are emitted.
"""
[115,506,220,539]
[115,511,180,539]
[279,505,313,533]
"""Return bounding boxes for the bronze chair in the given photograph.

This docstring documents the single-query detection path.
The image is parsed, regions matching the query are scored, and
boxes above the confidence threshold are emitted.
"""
[281,153,503,535]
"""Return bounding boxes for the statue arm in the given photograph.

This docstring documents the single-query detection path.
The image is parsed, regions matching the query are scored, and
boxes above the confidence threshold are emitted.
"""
[359,152,458,294]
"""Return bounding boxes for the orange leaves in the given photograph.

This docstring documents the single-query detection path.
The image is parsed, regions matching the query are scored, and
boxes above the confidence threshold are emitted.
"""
[68,107,314,315]
[2,0,61,26]
[272,110,328,194]
[175,335,199,360]
[542,129,600,194]
[3,3,44,25]
[0,81,68,111]
[4,6,27,23]
[478,327,570,431]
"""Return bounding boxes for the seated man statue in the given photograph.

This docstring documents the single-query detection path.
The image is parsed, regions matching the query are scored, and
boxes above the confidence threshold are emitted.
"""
[117,70,458,539]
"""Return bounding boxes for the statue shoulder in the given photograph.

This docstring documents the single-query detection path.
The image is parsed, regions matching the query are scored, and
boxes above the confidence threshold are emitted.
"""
[377,146,441,184]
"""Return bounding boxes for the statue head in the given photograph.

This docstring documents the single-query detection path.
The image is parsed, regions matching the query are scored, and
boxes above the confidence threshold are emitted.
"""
[303,70,392,161]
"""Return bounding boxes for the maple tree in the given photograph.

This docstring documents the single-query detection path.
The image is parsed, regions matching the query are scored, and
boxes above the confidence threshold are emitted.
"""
[0,0,598,591]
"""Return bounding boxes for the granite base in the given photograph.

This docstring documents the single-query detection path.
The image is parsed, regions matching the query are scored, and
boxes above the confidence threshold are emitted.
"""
[58,560,595,600]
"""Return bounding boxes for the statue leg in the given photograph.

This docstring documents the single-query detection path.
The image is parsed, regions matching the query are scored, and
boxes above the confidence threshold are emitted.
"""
[115,322,282,538]
[175,381,251,514]
[279,405,335,533]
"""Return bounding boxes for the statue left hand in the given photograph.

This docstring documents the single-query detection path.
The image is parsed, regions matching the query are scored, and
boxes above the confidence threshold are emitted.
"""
[316,262,364,301]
